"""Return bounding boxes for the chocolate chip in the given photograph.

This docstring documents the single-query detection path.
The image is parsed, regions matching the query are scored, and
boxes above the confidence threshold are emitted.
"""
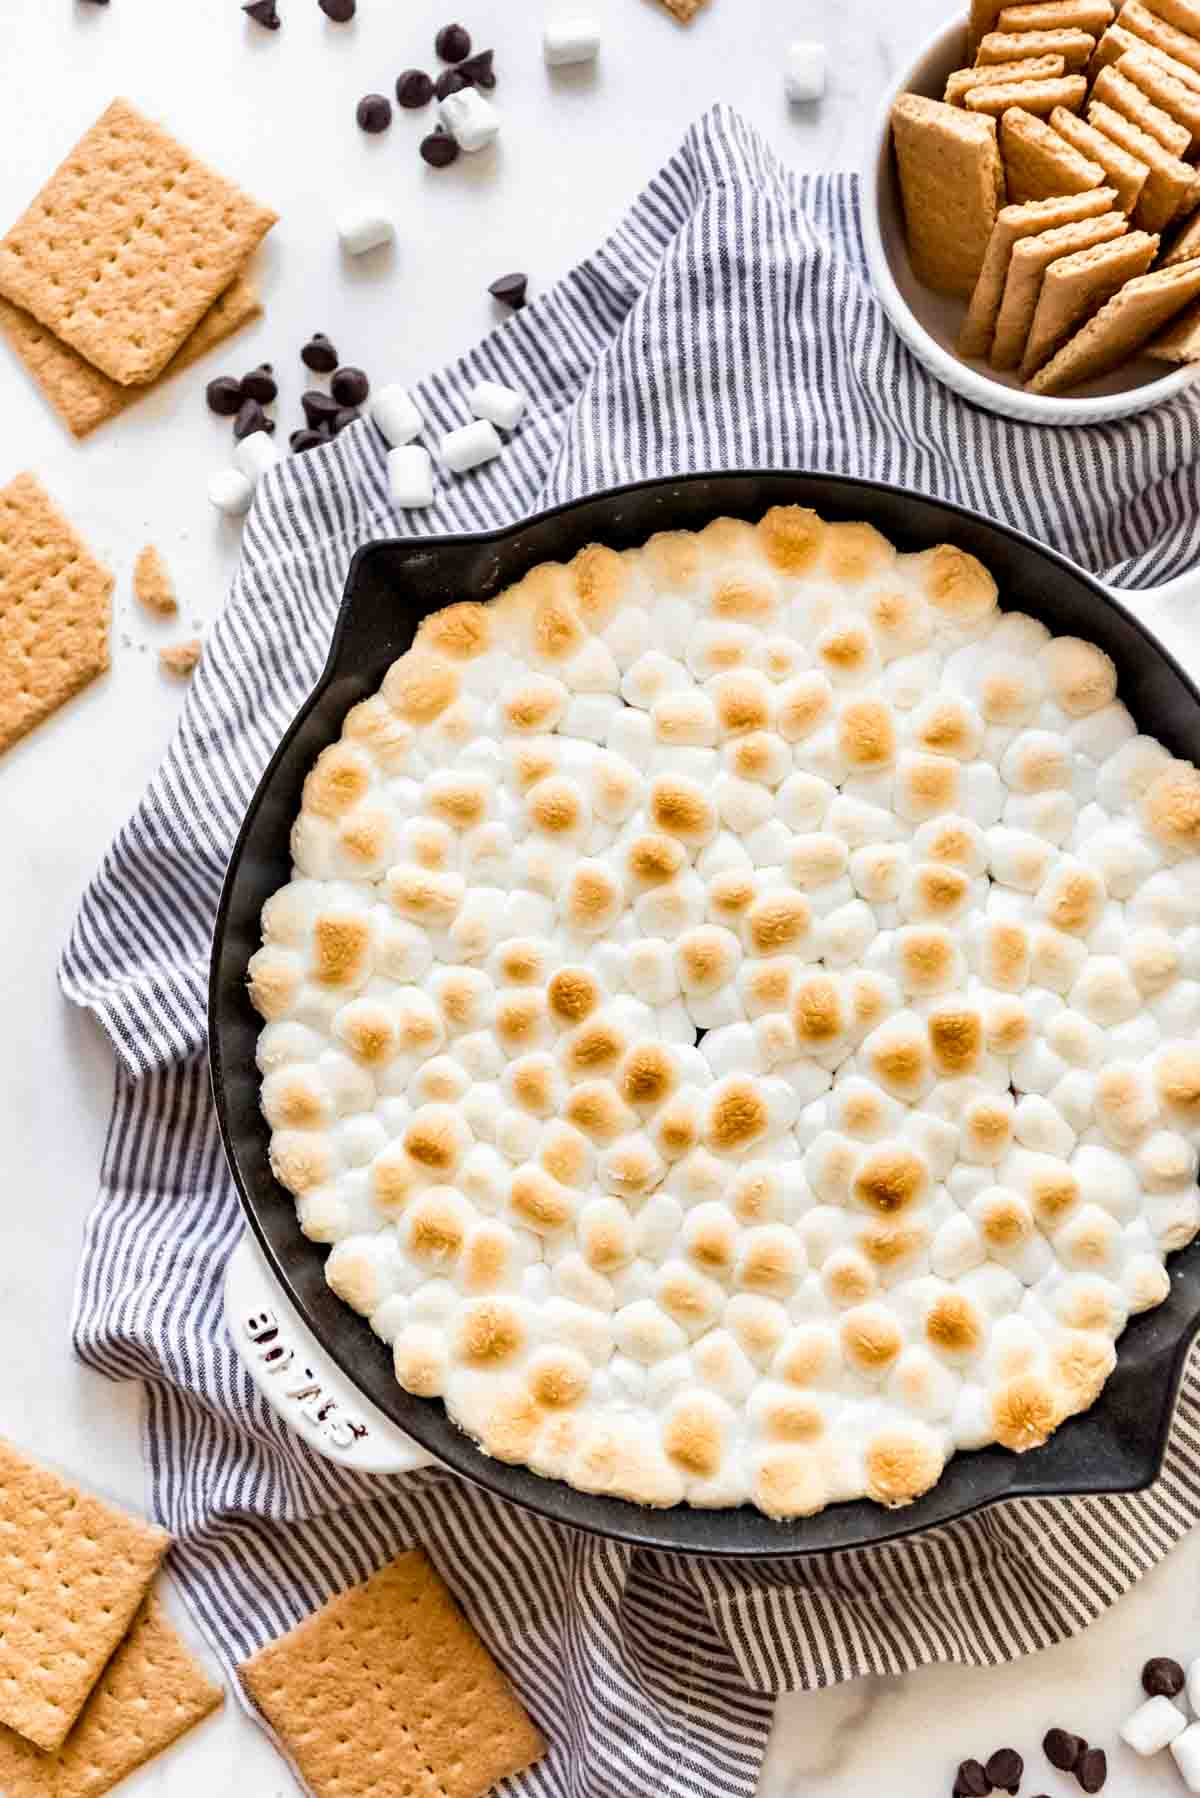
[458,48,495,88]
[985,1748,1021,1792]
[1043,1728,1084,1772]
[435,66,468,99]
[356,93,392,133]
[205,374,244,416]
[242,0,280,26]
[332,406,359,433]
[1076,1747,1106,1793]
[1142,1657,1185,1698]
[301,333,339,373]
[241,364,277,404]
[330,365,369,406]
[435,21,471,61]
[234,397,274,439]
[302,389,341,429]
[953,1760,990,1797]
[318,0,355,16]
[289,428,325,453]
[396,68,435,107]
[488,271,527,309]
[420,129,460,167]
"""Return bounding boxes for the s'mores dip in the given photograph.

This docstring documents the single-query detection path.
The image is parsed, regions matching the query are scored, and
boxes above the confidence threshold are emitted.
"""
[890,0,1200,393]
[249,509,1200,1519]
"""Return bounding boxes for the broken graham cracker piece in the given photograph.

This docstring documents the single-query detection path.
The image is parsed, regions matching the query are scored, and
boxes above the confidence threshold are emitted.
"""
[1146,294,1200,356]
[0,98,275,386]
[0,1438,167,1749]
[1087,98,1195,231]
[1119,1,1200,75]
[0,270,261,440]
[133,545,177,617]
[1092,63,1193,154]
[946,55,1065,103]
[159,638,201,678]
[999,105,1105,200]
[1117,47,1200,153]
[241,1550,545,1798]
[1052,105,1150,212]
[1020,226,1159,373]
[998,0,1114,31]
[959,185,1117,356]
[979,27,1097,68]
[652,0,708,19]
[991,208,1128,366]
[0,475,114,759]
[965,73,1087,116]
[0,1596,222,1798]
[1029,252,1200,390]
[891,96,1006,298]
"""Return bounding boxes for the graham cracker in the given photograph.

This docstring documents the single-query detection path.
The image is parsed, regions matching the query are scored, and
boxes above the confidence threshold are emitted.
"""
[965,73,1087,115]
[970,0,1012,58]
[653,0,707,18]
[1087,98,1195,231]
[979,26,1097,67]
[959,185,1117,355]
[946,55,1066,103]
[0,1596,222,1798]
[0,270,261,439]
[0,475,114,759]
[1146,294,1200,356]
[1116,47,1200,152]
[1162,202,1200,260]
[1142,0,1200,38]
[991,208,1128,366]
[1029,252,1200,389]
[1118,36,1200,91]
[1089,22,1152,74]
[0,98,275,385]
[1052,104,1151,212]
[1020,227,1158,373]
[997,0,1114,32]
[133,545,177,617]
[240,1550,546,1798]
[1092,63,1193,153]
[999,104,1105,200]
[0,1439,167,1748]
[892,95,1006,297]
[159,638,201,678]
[1119,1,1200,75]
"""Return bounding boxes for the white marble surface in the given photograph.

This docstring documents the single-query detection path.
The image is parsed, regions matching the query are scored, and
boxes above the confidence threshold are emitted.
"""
[3,0,1200,1793]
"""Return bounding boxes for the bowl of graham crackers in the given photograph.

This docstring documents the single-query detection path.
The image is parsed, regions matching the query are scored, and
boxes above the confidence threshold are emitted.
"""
[863,0,1200,421]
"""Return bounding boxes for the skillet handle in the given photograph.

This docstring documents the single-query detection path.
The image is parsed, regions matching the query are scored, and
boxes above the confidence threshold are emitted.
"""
[224,1233,436,1477]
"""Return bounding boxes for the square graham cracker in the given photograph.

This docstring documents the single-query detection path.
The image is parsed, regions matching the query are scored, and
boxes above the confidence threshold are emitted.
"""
[1092,63,1192,155]
[1052,104,1151,212]
[0,99,275,385]
[0,1596,222,1798]
[991,208,1128,366]
[1117,48,1200,153]
[1147,294,1200,357]
[1087,97,1195,231]
[959,185,1116,355]
[0,1440,167,1748]
[1119,1,1200,76]
[240,1550,546,1798]
[999,105,1105,201]
[0,270,261,438]
[1029,252,1200,389]
[1020,226,1159,374]
[965,73,1087,115]
[891,95,1006,298]
[946,55,1066,104]
[997,0,1114,29]
[979,27,1098,68]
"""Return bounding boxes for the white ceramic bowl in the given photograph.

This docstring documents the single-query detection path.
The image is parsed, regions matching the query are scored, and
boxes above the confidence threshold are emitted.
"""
[861,14,1199,424]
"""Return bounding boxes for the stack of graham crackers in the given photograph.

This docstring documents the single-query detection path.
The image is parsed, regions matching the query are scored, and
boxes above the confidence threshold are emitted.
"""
[0,1438,222,1796]
[0,98,275,438]
[891,0,1200,393]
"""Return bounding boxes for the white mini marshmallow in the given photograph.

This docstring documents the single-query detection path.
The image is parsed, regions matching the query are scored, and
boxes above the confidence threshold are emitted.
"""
[1173,1722,1200,1792]
[543,14,601,64]
[234,431,282,482]
[370,383,423,447]
[439,87,501,151]
[1188,1658,1200,1716]
[470,379,527,431]
[1122,1695,1188,1756]
[784,38,827,101]
[337,207,395,255]
[440,419,502,474]
[207,467,255,516]
[387,445,434,509]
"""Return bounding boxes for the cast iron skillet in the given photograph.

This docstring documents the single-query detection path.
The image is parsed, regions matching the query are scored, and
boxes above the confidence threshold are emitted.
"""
[210,470,1200,1556]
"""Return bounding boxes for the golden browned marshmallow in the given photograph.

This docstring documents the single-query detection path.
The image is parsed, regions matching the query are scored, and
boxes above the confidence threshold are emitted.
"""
[626,832,688,890]
[527,1346,593,1412]
[509,1164,577,1234]
[385,865,464,927]
[776,671,835,741]
[706,1079,771,1154]
[711,571,780,626]
[527,774,589,840]
[736,1224,802,1295]
[652,689,718,747]
[656,1263,723,1334]
[565,1079,636,1143]
[651,1093,703,1161]
[976,1188,1035,1254]
[898,926,961,995]
[868,585,933,658]
[707,870,759,927]
[865,1429,944,1507]
[758,1391,829,1445]
[896,752,961,820]
[925,1291,985,1361]
[459,1220,517,1295]
[1027,1162,1081,1231]
[1141,760,1200,854]
[824,1247,878,1306]
[727,730,791,785]
[905,544,998,626]
[840,1303,904,1377]
[600,1133,664,1198]
[539,1121,593,1187]
[742,957,796,1020]
[865,1017,933,1101]
[311,909,373,989]
[644,528,704,592]
[619,1042,678,1110]
[507,1052,561,1116]
[502,673,569,735]
[1037,863,1106,936]
[1004,730,1073,794]
[1127,929,1180,996]
[758,504,825,574]
[982,920,1032,991]
[676,924,741,995]
[852,1145,930,1216]
[270,1130,333,1197]
[728,1165,781,1225]
[928,1005,984,1077]
[342,695,414,772]
[562,1015,627,1079]
[405,1186,469,1266]
[649,774,718,845]
[494,987,551,1055]
[570,542,632,631]
[334,997,400,1067]
[775,1323,840,1387]
[382,649,460,724]
[912,696,983,760]
[392,1325,448,1397]
[402,818,454,871]
[1052,1331,1116,1419]
[991,1374,1060,1452]
[822,521,895,583]
[336,806,394,875]
[838,697,897,770]
[710,670,774,737]
[682,1201,739,1275]
[979,664,1040,726]
[753,1448,830,1520]
[404,1104,468,1177]
[816,621,876,682]
[1041,637,1117,717]
[456,1297,527,1369]
[907,862,972,923]
[563,860,624,936]
[962,1094,1015,1162]
[1154,1046,1200,1127]
[261,1067,330,1133]
[418,599,493,661]
[747,890,812,957]
[424,773,490,832]
[663,1393,730,1479]
[579,1197,636,1273]
[302,741,372,820]
[792,971,847,1050]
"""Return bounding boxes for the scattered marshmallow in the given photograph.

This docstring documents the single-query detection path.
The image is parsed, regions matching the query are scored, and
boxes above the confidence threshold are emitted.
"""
[1174,1723,1200,1792]
[337,207,395,256]
[234,431,282,483]
[1121,1694,1187,1757]
[439,87,501,152]
[207,468,254,516]
[387,446,435,510]
[784,38,827,102]
[440,419,503,474]
[371,384,424,447]
[543,14,601,65]
[470,379,527,431]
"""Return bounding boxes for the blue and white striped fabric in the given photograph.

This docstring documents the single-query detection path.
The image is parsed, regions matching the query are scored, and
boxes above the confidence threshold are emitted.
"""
[61,104,1200,1797]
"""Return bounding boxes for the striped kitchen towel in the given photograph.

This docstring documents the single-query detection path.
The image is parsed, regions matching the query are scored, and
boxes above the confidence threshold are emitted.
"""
[61,103,1200,1798]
